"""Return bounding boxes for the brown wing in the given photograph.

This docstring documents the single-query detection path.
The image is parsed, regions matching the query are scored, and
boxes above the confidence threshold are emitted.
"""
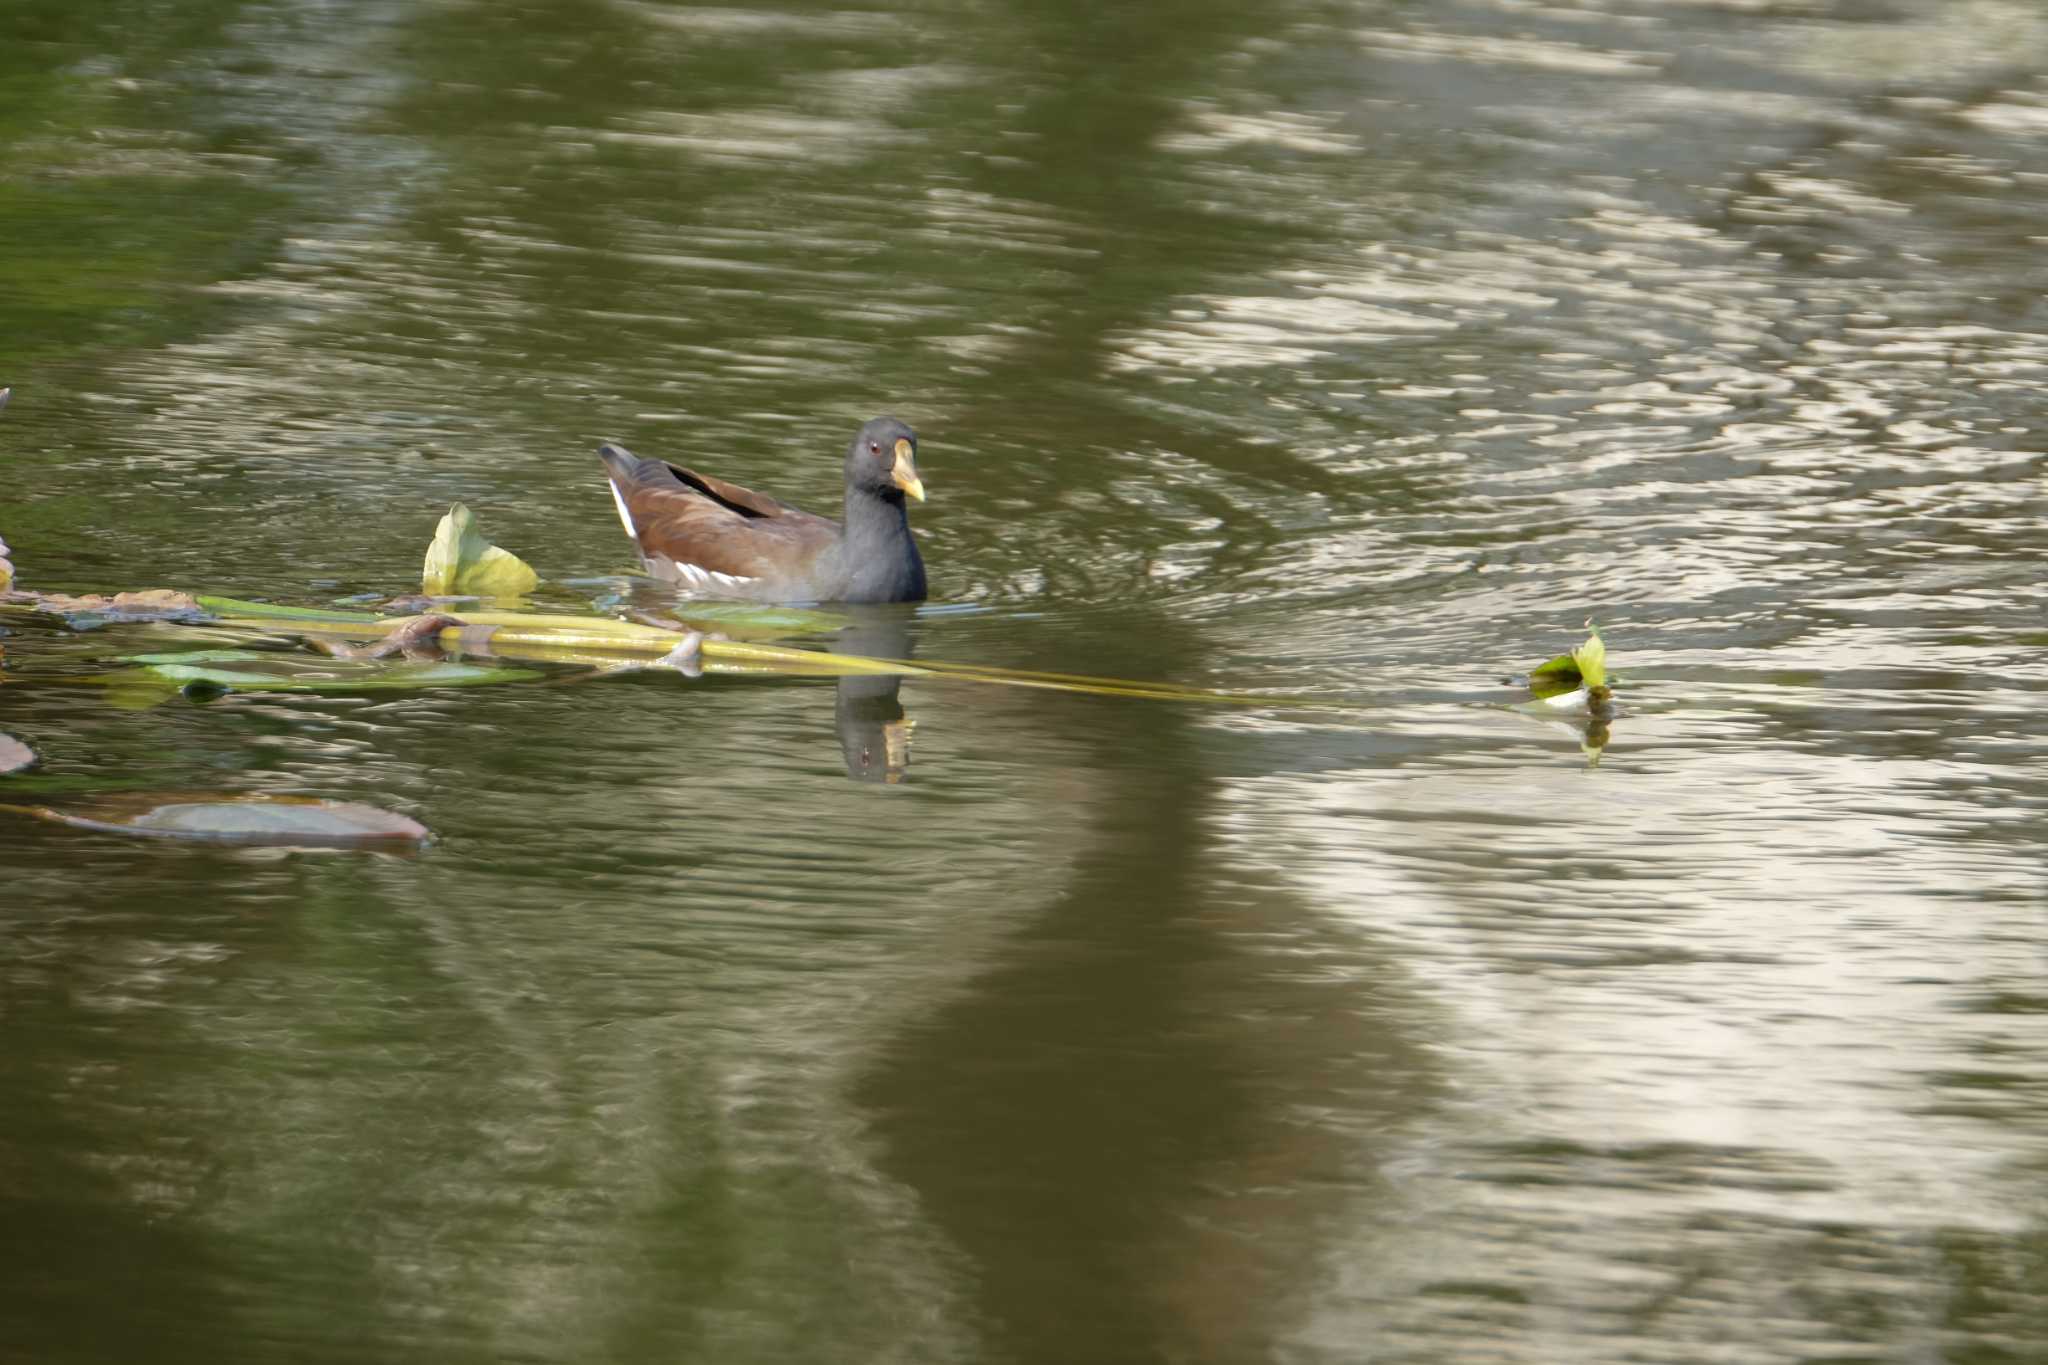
[598,443,839,583]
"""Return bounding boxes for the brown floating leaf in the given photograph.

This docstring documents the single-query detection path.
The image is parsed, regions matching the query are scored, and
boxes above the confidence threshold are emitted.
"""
[0,794,430,847]
[0,733,34,775]
[10,588,207,626]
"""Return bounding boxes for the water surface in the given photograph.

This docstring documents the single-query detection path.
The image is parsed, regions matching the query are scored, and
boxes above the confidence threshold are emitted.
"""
[4,1,2048,1361]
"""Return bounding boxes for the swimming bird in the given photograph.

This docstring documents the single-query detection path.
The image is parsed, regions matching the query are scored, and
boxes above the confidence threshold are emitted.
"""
[597,416,927,604]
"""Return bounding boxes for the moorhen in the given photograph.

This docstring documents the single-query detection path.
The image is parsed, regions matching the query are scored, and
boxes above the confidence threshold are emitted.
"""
[597,416,928,604]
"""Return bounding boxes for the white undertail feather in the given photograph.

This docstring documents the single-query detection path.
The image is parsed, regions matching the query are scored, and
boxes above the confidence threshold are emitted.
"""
[608,479,638,540]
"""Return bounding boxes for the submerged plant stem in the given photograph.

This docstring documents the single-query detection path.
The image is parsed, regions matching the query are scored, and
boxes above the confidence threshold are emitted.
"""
[231,612,1314,705]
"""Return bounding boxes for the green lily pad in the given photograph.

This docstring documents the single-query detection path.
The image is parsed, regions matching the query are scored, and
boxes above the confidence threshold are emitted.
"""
[422,503,540,598]
[0,794,429,846]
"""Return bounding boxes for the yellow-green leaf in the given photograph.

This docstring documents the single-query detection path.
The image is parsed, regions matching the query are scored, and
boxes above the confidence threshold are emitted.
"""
[422,504,540,598]
[1527,623,1609,697]
[1570,623,1607,691]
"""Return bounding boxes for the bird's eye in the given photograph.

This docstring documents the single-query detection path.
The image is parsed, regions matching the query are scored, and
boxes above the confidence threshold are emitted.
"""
[869,441,882,455]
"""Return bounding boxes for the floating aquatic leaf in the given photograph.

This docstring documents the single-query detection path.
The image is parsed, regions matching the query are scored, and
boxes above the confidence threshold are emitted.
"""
[100,673,183,710]
[1512,623,1615,767]
[238,611,703,655]
[576,576,852,636]
[1526,622,1611,699]
[658,602,848,637]
[372,594,482,615]
[1571,625,1607,691]
[0,794,429,846]
[422,504,540,598]
[4,588,207,628]
[105,650,542,698]
[125,648,284,665]
[0,732,34,774]
[146,658,540,694]
[194,595,385,623]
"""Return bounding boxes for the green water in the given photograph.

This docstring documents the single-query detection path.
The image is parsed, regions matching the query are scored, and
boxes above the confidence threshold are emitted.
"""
[5,1,2048,1361]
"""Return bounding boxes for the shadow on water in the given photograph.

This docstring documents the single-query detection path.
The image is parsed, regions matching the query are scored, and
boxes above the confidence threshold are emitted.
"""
[857,614,1442,1363]
[0,1004,231,1365]
[0,848,460,1364]
[949,0,1360,488]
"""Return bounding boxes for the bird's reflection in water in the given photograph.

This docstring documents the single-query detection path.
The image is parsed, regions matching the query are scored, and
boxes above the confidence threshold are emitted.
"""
[454,584,922,782]
[831,611,916,784]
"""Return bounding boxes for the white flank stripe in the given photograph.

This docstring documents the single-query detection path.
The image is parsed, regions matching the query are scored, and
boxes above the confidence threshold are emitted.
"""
[675,563,758,590]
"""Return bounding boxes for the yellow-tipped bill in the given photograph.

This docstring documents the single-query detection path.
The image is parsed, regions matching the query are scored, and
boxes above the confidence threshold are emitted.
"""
[890,437,925,502]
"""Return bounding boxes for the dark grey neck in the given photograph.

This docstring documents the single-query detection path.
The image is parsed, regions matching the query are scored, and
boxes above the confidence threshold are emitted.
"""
[832,486,927,603]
